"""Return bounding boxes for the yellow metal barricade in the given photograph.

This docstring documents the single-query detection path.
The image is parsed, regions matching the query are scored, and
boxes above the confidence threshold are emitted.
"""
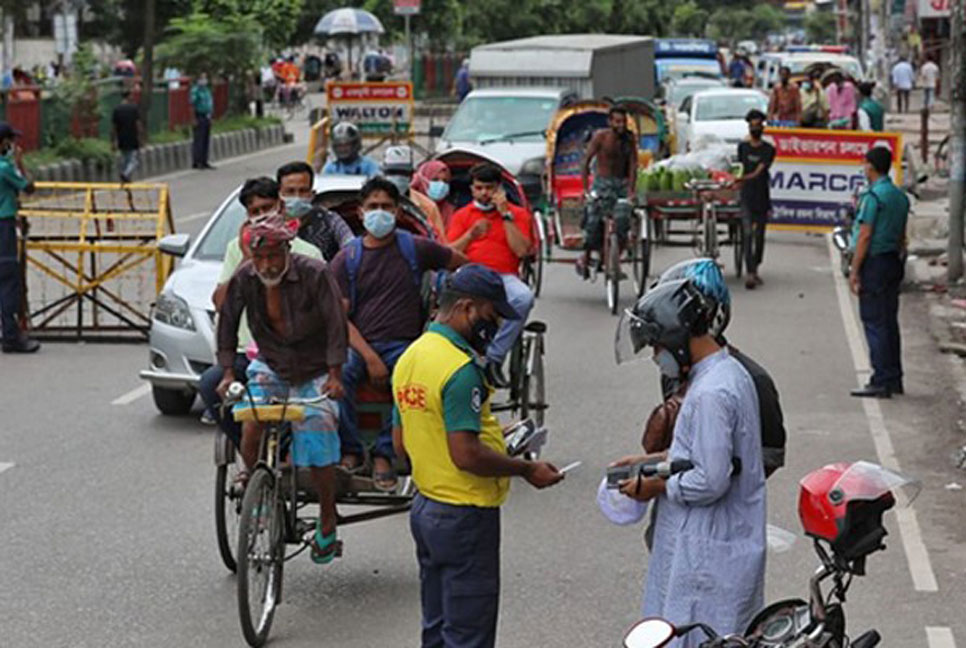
[307,116,330,173]
[18,181,175,341]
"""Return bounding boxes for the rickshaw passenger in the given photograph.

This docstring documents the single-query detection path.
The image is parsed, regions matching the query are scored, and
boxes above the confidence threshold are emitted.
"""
[411,160,456,231]
[578,106,637,279]
[329,177,467,491]
[446,163,534,388]
[277,161,354,261]
[382,146,449,243]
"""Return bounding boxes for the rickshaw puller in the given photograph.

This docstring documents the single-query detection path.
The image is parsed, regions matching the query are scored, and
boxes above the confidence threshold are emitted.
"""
[578,105,637,279]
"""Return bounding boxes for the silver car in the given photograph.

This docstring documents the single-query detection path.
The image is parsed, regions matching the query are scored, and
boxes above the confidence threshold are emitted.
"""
[140,175,367,415]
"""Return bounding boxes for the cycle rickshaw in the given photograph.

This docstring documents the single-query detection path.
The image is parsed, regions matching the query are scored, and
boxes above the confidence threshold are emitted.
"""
[540,101,650,314]
[430,148,549,426]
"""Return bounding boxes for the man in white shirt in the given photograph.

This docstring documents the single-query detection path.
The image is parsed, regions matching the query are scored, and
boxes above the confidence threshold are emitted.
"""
[920,57,940,109]
[891,57,915,114]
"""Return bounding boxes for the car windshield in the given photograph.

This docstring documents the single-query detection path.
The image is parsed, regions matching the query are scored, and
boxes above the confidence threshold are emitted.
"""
[194,198,247,261]
[660,62,723,83]
[695,94,767,121]
[443,96,557,143]
[669,81,722,108]
[787,59,863,79]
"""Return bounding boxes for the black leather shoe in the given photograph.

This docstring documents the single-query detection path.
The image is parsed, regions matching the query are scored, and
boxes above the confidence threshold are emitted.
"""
[484,361,509,389]
[886,383,904,395]
[850,384,891,398]
[2,337,40,354]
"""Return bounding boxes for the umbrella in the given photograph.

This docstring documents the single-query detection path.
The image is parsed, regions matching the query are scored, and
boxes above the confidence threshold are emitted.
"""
[314,8,385,37]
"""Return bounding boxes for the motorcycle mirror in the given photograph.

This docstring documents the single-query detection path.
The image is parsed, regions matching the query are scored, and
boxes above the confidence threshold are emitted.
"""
[623,618,675,648]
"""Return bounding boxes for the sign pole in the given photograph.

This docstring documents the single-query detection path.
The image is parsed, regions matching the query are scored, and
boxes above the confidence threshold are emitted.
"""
[405,14,412,81]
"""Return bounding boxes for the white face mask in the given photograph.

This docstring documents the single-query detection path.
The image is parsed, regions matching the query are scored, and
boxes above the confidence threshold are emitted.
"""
[474,200,495,212]
[651,348,681,379]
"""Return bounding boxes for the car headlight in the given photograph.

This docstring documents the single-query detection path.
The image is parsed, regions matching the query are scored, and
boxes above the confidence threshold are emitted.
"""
[520,157,546,176]
[153,292,196,331]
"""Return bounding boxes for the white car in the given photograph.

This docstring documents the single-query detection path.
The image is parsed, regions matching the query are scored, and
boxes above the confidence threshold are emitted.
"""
[674,88,769,154]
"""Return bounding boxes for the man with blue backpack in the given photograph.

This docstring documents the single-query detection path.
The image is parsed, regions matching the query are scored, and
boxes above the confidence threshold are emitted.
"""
[329,177,467,490]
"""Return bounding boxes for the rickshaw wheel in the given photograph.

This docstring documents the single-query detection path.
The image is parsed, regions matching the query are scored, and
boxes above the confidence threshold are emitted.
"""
[237,469,285,648]
[215,459,242,573]
[519,333,546,430]
[632,213,652,298]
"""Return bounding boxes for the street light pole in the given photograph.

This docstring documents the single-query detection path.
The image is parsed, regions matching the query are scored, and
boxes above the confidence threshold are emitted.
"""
[140,0,156,142]
[948,0,965,281]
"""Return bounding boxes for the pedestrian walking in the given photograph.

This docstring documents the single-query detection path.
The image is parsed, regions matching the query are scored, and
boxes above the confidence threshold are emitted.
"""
[0,122,39,353]
[392,264,563,648]
[849,146,908,398]
[190,72,214,170]
[891,57,915,114]
[735,109,775,290]
[611,280,766,647]
[452,59,472,103]
[920,56,940,109]
[767,66,802,126]
[111,89,143,182]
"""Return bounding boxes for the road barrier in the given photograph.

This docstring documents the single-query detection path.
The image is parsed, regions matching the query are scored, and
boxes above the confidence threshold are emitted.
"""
[18,182,175,341]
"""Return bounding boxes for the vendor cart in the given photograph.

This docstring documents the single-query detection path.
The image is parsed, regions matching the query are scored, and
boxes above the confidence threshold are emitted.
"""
[642,177,745,277]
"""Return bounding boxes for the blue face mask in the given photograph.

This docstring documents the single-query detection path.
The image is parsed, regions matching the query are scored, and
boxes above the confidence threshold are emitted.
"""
[363,209,396,239]
[427,180,450,202]
[651,348,681,380]
[283,196,312,219]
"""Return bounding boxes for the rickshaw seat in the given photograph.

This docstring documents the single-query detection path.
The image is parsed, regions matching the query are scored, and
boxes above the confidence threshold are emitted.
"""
[358,382,392,405]
[233,405,306,423]
[554,175,586,206]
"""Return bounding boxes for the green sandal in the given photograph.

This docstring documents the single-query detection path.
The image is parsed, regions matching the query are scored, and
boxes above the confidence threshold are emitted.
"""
[310,526,339,565]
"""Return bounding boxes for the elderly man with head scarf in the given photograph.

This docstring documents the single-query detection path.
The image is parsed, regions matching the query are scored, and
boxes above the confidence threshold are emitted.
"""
[216,211,349,565]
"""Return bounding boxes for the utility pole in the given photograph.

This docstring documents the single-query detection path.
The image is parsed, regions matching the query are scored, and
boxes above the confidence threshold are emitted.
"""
[949,0,965,281]
[140,0,156,143]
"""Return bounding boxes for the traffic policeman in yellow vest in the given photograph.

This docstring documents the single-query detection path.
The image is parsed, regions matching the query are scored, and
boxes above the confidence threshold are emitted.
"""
[392,264,563,648]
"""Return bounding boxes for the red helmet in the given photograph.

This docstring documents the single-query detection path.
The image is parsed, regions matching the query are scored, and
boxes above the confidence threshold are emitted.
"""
[798,461,916,562]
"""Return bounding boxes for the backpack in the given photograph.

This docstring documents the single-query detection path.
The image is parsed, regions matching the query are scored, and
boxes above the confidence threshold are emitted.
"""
[345,231,422,317]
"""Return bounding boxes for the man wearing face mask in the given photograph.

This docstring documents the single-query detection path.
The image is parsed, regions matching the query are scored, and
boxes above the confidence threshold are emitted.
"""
[190,72,214,170]
[447,163,535,387]
[392,264,563,648]
[735,109,775,290]
[0,122,38,353]
[277,161,353,262]
[329,177,466,490]
[611,280,765,647]
[199,177,324,433]
[216,213,347,565]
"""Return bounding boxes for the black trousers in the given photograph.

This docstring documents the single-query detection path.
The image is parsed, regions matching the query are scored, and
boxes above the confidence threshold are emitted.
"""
[410,494,500,648]
[192,114,211,166]
[741,208,768,275]
[859,252,903,388]
[0,219,23,341]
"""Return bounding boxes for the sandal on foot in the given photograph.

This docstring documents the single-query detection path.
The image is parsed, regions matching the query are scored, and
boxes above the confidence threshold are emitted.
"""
[310,527,339,565]
[339,453,364,473]
[373,468,398,493]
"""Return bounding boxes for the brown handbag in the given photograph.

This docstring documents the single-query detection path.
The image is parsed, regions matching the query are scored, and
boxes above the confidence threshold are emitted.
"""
[641,388,685,453]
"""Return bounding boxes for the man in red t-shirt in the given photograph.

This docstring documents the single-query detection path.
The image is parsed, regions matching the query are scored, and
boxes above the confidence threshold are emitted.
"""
[447,163,535,386]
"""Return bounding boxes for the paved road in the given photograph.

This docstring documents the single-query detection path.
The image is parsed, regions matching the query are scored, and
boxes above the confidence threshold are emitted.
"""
[2,137,965,647]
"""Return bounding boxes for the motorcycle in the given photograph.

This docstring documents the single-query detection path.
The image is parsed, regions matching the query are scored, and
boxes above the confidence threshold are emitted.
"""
[831,187,860,279]
[620,460,920,648]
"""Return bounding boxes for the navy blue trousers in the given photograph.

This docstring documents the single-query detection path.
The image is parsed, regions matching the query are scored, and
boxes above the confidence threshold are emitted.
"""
[197,354,250,448]
[410,494,500,648]
[859,252,903,389]
[0,219,23,342]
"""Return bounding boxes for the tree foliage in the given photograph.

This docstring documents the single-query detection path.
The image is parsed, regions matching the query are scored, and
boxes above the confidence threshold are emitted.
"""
[708,3,784,46]
[155,11,262,77]
[671,2,710,38]
[804,10,836,44]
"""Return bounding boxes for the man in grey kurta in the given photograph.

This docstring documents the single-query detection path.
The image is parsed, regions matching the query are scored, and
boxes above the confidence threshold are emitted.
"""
[643,348,766,645]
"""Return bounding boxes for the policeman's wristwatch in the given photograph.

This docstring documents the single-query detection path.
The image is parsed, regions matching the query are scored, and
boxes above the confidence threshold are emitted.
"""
[501,211,514,222]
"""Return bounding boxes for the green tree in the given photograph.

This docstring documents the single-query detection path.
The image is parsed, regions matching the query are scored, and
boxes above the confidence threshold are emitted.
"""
[708,8,752,45]
[748,3,785,42]
[804,10,836,44]
[155,11,262,78]
[671,2,709,37]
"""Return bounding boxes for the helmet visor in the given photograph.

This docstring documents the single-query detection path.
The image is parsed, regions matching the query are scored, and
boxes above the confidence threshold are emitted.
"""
[831,461,921,508]
[615,309,659,365]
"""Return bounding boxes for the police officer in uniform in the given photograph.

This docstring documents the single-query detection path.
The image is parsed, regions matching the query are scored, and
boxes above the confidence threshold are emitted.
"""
[392,264,563,648]
[849,146,908,398]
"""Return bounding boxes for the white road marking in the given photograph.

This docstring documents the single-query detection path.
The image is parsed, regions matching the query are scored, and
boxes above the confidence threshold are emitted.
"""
[178,211,211,224]
[0,462,14,475]
[827,235,939,593]
[112,384,151,406]
[927,626,957,648]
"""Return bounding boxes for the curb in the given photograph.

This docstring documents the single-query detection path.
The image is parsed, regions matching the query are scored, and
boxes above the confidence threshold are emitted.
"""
[30,125,289,183]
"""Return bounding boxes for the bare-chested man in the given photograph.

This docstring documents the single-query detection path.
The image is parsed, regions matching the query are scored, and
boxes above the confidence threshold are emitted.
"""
[578,105,637,279]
